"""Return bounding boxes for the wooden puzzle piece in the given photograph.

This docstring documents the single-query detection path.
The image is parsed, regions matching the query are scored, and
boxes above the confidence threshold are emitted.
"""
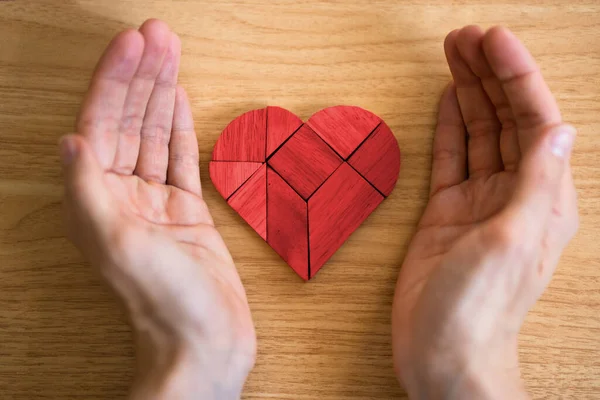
[348,122,400,197]
[308,163,384,276]
[307,106,381,159]
[212,108,267,162]
[228,164,267,240]
[268,124,342,199]
[210,106,401,280]
[266,106,303,158]
[266,167,309,280]
[209,161,263,199]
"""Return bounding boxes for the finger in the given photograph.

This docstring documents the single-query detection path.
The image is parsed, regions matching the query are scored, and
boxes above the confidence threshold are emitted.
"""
[444,29,503,178]
[430,83,468,197]
[482,27,562,152]
[112,19,171,175]
[502,124,575,239]
[536,165,579,282]
[135,32,182,183]
[455,25,521,171]
[77,29,144,169]
[167,87,202,196]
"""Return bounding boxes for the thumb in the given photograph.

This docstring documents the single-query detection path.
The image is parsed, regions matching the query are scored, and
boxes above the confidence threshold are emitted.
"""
[503,124,576,238]
[59,134,114,228]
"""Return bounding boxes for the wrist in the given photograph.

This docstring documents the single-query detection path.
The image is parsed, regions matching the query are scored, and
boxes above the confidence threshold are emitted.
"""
[409,362,529,400]
[129,315,255,400]
[444,366,529,400]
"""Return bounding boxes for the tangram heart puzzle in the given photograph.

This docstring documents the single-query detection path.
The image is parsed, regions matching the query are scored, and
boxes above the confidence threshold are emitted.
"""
[209,106,401,280]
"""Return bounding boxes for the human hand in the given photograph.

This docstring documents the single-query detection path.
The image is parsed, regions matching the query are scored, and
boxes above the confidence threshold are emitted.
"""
[392,26,578,399]
[60,19,255,399]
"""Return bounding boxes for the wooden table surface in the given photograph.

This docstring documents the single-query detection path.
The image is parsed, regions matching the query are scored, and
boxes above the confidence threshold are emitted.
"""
[1,1,599,399]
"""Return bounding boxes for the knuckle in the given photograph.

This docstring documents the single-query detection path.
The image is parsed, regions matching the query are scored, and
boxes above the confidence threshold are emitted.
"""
[142,173,167,184]
[484,220,531,259]
[141,123,171,145]
[494,102,517,130]
[432,146,463,162]
[119,113,144,136]
[77,114,120,132]
[513,109,548,131]
[112,164,136,175]
[464,117,500,139]
[169,152,200,167]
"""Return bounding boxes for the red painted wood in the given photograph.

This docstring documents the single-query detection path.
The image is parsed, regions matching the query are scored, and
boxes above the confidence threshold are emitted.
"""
[348,122,400,196]
[266,167,309,280]
[268,124,342,199]
[308,163,383,277]
[210,106,400,280]
[209,161,263,199]
[228,164,267,240]
[212,108,267,162]
[307,106,381,159]
[266,106,303,158]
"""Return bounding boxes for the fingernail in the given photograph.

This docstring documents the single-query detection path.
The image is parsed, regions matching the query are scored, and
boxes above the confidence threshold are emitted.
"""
[59,136,78,165]
[550,125,576,158]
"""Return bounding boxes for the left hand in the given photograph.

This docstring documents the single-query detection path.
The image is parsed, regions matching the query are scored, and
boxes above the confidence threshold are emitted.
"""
[61,19,256,399]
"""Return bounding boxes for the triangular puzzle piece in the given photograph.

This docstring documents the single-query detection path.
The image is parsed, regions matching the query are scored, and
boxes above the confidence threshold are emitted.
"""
[307,106,381,159]
[348,122,400,197]
[268,125,342,199]
[228,164,267,240]
[209,161,263,199]
[308,163,383,276]
[266,106,303,158]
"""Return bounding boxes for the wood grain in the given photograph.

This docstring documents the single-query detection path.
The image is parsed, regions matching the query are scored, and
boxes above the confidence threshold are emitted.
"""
[0,1,599,399]
[268,124,342,199]
[308,163,384,276]
[209,161,262,199]
[349,122,401,197]
[266,167,309,280]
[212,108,267,162]
[228,164,267,240]
[266,106,303,158]
[308,106,381,159]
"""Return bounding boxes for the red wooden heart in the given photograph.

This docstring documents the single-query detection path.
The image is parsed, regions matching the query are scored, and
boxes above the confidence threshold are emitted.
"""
[209,106,401,280]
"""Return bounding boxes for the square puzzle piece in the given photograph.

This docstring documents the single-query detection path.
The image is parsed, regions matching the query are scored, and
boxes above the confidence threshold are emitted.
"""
[268,124,342,200]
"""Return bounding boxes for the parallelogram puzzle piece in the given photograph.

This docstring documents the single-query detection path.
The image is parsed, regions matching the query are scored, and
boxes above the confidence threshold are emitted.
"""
[266,167,309,280]
[228,164,267,240]
[266,106,303,158]
[307,106,381,159]
[209,161,263,199]
[212,108,267,162]
[308,163,383,277]
[348,122,400,197]
[268,124,342,199]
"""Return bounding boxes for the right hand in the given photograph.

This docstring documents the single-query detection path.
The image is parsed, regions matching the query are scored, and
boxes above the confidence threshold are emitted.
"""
[392,26,578,399]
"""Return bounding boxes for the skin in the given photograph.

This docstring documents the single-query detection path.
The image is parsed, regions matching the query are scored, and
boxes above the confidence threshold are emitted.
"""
[392,26,578,399]
[59,20,577,400]
[61,20,255,399]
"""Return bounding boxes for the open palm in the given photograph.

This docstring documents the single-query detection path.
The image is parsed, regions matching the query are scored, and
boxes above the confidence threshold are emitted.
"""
[61,20,256,395]
[392,26,578,397]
